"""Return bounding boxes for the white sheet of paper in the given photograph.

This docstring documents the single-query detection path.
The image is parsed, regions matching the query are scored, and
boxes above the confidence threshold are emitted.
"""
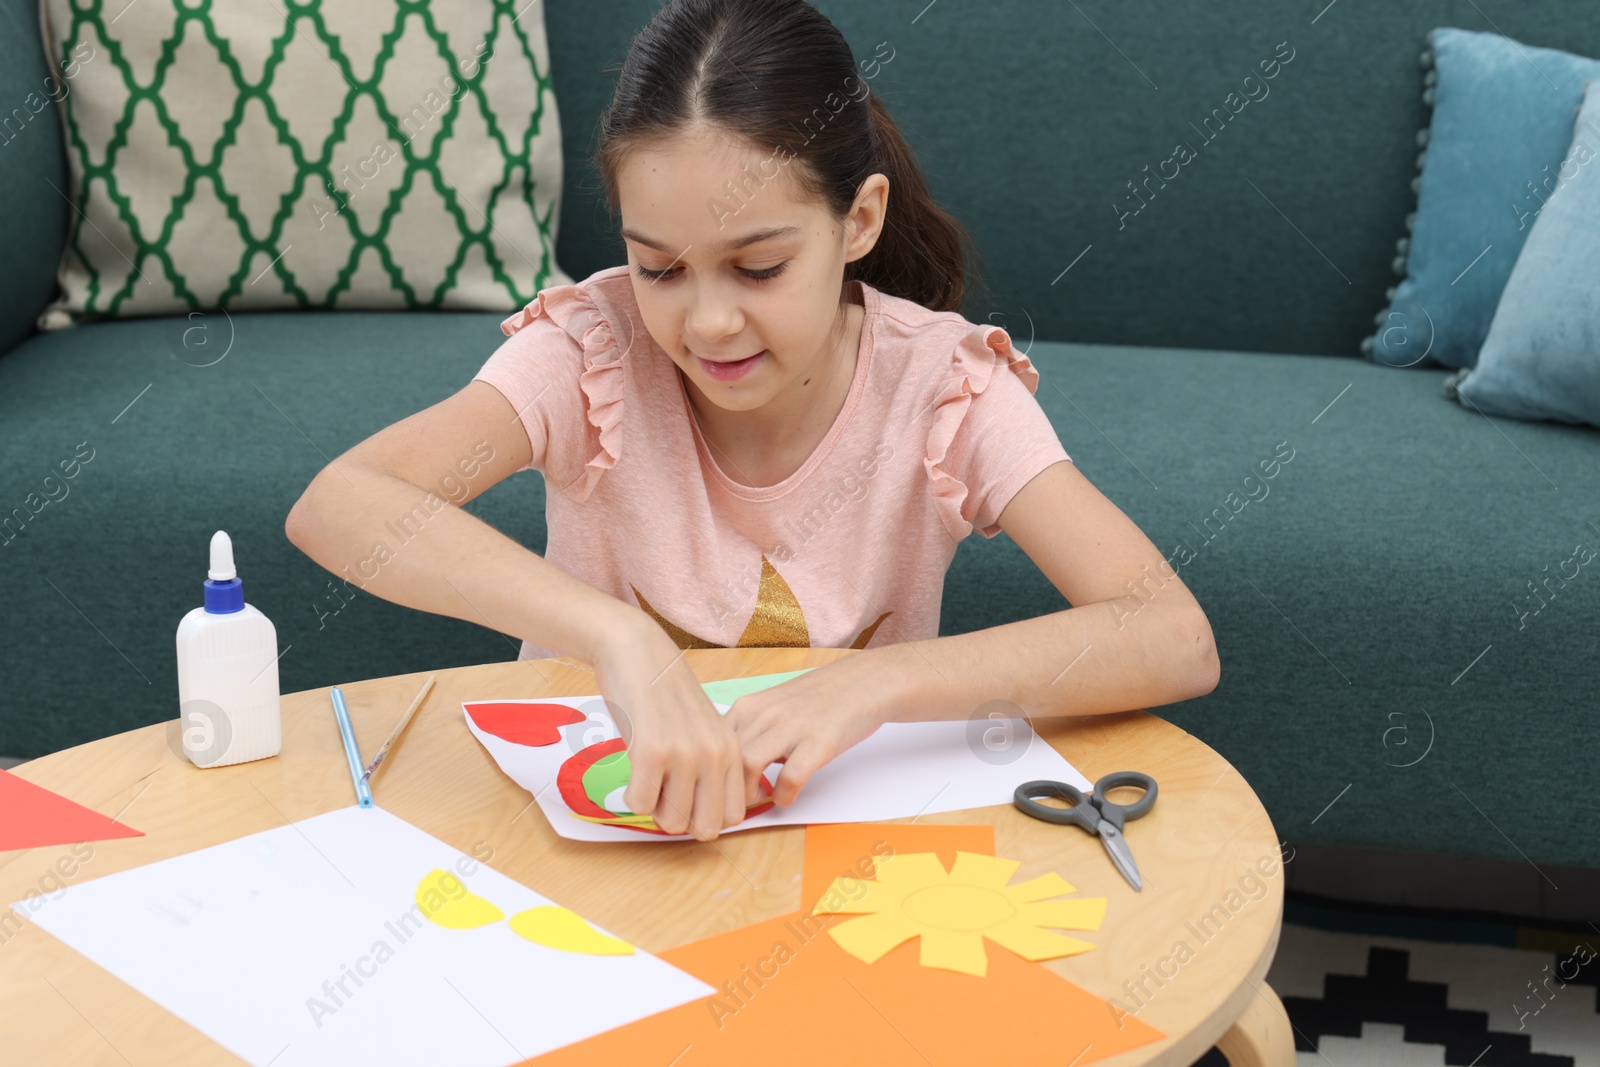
[463,683,1094,843]
[15,804,713,1066]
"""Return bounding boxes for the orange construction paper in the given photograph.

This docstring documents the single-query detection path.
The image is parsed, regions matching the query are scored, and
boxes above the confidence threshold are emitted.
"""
[520,823,1164,1066]
[0,769,143,853]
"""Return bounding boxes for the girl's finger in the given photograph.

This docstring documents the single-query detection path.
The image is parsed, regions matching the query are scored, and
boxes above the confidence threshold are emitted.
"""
[688,764,724,841]
[722,761,746,830]
[773,743,828,807]
[738,726,790,804]
[623,755,663,821]
[656,765,696,837]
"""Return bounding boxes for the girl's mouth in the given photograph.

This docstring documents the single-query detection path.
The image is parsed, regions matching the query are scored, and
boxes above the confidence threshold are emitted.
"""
[698,350,766,382]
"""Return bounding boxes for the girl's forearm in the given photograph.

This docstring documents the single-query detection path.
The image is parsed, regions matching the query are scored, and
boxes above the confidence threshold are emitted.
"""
[875,595,1219,724]
[285,464,643,664]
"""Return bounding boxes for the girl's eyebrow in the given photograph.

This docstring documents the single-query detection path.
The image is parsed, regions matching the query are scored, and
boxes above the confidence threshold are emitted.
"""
[620,224,802,254]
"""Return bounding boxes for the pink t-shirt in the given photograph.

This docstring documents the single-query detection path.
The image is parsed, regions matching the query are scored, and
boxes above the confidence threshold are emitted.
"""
[471,264,1072,661]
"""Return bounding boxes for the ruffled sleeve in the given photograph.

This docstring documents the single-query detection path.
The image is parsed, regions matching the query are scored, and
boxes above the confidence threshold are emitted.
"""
[488,283,626,501]
[924,324,1071,541]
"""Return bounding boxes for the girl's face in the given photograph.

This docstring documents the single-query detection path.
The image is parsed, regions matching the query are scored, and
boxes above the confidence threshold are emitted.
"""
[616,125,886,414]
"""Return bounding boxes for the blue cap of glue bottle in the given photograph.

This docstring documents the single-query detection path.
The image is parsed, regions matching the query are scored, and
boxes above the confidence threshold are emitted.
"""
[204,531,245,613]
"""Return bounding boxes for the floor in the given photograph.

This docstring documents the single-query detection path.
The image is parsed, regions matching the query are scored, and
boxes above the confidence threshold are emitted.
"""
[1188,894,1600,1066]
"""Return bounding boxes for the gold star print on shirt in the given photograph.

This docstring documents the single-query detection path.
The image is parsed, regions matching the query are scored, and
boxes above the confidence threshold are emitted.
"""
[629,553,893,651]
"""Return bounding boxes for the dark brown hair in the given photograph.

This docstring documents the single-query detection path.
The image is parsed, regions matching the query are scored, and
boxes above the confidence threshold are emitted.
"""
[593,0,981,313]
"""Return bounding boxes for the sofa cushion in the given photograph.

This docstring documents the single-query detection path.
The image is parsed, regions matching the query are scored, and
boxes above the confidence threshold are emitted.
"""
[1366,27,1600,370]
[1450,80,1600,430]
[2,319,1598,868]
[34,0,571,330]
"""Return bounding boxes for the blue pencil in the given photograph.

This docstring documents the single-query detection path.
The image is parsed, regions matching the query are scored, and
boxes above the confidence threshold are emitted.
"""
[329,687,373,808]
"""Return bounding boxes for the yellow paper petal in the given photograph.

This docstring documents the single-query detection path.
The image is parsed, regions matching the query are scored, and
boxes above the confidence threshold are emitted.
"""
[811,880,887,915]
[813,853,945,915]
[415,869,505,929]
[919,926,991,977]
[945,851,1022,888]
[1023,897,1108,932]
[1008,871,1076,902]
[985,922,1100,962]
[826,913,922,964]
[509,906,635,955]
[862,852,949,894]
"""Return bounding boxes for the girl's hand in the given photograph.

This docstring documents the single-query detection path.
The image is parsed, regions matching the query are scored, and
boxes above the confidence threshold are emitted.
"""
[591,619,745,841]
[724,653,896,808]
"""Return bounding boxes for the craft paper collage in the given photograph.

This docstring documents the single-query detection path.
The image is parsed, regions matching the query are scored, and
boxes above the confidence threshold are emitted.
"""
[16,805,713,1067]
[463,670,1094,842]
[523,821,1167,1065]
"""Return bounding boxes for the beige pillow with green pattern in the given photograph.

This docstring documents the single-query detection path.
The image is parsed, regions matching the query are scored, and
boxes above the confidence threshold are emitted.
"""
[37,0,571,329]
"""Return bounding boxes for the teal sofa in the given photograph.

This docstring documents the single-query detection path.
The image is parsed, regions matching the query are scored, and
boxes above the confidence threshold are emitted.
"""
[3,0,1598,877]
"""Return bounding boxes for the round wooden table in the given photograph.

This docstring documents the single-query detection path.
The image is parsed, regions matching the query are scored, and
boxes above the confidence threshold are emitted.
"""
[0,647,1293,1066]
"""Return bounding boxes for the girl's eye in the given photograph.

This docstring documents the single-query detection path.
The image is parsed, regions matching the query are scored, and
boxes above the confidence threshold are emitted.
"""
[742,262,788,282]
[633,262,789,283]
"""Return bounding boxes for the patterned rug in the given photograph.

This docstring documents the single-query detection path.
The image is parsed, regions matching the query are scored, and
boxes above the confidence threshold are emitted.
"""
[1192,897,1600,1066]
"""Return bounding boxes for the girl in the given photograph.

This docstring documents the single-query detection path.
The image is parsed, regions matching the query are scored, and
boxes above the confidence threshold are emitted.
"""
[286,0,1218,842]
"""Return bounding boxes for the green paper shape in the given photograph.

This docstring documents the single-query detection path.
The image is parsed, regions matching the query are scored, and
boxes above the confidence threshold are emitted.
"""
[700,668,815,706]
[584,751,633,811]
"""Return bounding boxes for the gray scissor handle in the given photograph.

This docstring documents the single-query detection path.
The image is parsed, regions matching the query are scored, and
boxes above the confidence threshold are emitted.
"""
[1091,770,1158,830]
[1013,779,1100,833]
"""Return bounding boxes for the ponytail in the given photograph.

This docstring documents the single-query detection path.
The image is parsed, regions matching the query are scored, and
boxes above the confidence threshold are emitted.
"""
[848,91,980,312]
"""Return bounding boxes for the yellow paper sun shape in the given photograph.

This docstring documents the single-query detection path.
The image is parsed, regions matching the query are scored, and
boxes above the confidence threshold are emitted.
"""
[811,851,1107,978]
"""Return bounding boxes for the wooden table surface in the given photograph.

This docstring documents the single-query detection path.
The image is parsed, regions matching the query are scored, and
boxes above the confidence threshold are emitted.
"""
[0,647,1288,1066]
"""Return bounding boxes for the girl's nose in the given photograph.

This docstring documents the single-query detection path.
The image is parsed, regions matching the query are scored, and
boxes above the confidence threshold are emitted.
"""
[685,282,743,344]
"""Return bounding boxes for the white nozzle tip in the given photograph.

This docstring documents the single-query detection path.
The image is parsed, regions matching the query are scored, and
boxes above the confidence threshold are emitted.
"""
[208,530,237,582]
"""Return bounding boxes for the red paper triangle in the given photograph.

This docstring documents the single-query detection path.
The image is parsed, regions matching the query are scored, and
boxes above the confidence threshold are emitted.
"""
[0,769,144,852]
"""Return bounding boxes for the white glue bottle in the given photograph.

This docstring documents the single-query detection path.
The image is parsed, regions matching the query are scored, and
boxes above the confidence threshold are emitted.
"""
[175,530,283,767]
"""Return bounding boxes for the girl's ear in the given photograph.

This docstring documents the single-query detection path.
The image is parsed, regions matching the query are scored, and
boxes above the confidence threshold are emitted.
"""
[846,173,890,260]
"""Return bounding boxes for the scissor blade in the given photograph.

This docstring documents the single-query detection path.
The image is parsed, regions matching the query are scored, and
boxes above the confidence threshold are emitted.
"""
[1098,824,1143,891]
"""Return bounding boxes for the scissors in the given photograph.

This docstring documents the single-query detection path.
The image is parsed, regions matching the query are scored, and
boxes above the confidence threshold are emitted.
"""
[1013,771,1158,891]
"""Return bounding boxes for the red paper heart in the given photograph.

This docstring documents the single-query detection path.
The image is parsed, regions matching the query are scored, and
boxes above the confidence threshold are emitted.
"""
[464,702,586,747]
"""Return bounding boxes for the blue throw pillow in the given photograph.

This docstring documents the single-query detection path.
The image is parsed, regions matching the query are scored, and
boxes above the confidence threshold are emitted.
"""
[1364,28,1600,370]
[1447,80,1600,430]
